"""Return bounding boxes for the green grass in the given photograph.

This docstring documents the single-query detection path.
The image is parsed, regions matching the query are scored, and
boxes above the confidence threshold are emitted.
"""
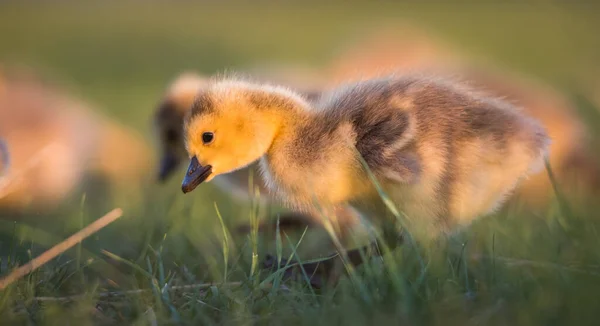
[1,1,600,325]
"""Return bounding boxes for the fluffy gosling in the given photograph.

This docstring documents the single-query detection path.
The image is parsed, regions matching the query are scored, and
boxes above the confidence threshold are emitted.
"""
[180,74,550,242]
[0,66,151,212]
[153,71,332,234]
[153,72,323,196]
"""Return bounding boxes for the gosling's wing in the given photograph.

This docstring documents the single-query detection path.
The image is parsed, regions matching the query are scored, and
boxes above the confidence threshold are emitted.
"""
[318,77,423,184]
[354,110,422,185]
[374,150,421,184]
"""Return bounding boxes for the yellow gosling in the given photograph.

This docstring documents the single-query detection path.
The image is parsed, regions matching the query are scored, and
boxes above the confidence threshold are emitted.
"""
[151,70,325,206]
[181,74,550,242]
[152,70,344,237]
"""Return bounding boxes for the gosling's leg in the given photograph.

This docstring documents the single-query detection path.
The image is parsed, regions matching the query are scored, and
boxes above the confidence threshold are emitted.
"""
[262,219,405,289]
[234,211,320,235]
[234,205,361,239]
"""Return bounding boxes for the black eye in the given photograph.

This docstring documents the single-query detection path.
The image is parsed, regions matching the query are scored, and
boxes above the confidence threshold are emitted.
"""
[202,132,214,144]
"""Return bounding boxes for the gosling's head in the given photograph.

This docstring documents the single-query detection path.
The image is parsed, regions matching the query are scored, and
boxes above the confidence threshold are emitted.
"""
[153,73,208,182]
[181,80,308,193]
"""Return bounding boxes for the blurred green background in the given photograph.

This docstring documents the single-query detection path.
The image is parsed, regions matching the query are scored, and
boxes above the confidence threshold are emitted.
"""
[1,1,599,130]
[1,1,600,324]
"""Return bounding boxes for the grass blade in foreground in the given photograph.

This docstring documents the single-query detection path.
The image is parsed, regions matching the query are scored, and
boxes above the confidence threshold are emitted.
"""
[0,208,123,290]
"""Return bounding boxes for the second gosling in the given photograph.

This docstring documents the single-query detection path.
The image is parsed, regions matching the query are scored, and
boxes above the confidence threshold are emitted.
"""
[181,74,550,242]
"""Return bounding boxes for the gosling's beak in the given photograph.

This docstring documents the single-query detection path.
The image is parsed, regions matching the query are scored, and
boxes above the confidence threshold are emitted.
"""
[157,153,180,182]
[181,156,212,194]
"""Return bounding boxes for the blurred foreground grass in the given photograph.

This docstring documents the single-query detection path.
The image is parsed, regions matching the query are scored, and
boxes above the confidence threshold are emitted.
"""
[1,1,600,324]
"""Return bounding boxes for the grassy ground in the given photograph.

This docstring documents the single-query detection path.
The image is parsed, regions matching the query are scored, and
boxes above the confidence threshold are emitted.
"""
[1,1,600,325]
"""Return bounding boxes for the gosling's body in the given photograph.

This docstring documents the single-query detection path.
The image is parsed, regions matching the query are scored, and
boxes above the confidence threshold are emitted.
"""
[329,25,599,206]
[183,75,549,237]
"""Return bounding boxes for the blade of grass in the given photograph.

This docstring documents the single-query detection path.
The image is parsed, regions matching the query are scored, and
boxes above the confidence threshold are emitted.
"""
[461,241,473,297]
[214,202,230,283]
[77,193,87,285]
[275,215,283,267]
[269,215,285,296]
[283,232,318,299]
[260,226,309,286]
[102,250,156,281]
[146,256,162,308]
[492,233,496,284]
[249,185,260,282]
[155,251,181,323]
[544,158,573,223]
[352,147,425,270]
[8,221,16,269]
[317,210,371,301]
[0,208,123,290]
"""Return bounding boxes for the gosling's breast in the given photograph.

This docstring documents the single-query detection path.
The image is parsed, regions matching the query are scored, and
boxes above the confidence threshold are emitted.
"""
[261,132,369,207]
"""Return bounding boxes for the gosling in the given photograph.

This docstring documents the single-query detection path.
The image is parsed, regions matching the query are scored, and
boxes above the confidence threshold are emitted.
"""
[0,66,151,212]
[153,71,332,233]
[181,74,550,242]
[153,71,322,196]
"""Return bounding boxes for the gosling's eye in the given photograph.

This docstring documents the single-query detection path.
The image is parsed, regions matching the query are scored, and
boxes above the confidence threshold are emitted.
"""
[202,132,214,145]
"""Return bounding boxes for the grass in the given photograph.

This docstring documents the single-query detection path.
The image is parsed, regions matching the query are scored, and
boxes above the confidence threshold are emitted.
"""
[1,1,600,325]
[3,200,600,325]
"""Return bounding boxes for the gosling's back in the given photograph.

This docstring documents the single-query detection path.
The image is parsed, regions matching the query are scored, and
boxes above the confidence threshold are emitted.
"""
[271,75,549,233]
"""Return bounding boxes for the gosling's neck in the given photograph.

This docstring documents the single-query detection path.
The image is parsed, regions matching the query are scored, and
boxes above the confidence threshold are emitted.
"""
[227,82,315,154]
[245,86,315,156]
[248,86,363,208]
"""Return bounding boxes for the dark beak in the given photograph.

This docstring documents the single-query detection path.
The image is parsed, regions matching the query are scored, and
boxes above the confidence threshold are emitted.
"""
[157,153,181,182]
[181,156,212,193]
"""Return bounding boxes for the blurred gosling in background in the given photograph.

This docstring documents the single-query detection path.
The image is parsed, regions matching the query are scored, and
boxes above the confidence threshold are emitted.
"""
[0,66,151,214]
